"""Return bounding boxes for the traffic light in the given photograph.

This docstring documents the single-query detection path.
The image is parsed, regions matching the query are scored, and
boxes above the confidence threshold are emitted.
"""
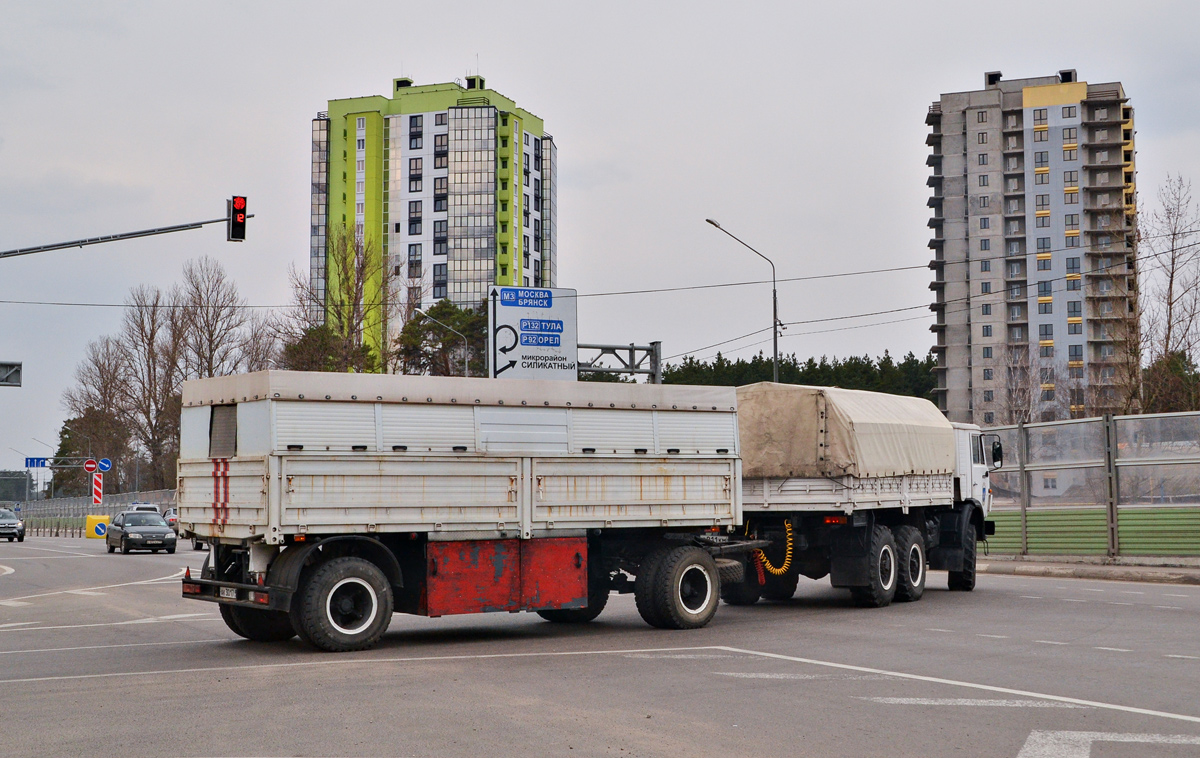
[227,196,247,241]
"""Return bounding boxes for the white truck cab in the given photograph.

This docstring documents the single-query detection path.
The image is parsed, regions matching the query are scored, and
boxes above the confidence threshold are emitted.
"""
[951,422,1004,516]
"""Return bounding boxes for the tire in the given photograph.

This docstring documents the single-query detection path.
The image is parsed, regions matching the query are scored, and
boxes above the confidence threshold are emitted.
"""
[761,571,800,601]
[893,526,926,602]
[193,539,205,551]
[294,557,393,652]
[219,603,249,639]
[120,537,130,555]
[166,547,176,555]
[16,534,22,542]
[648,546,720,630]
[151,549,159,554]
[537,578,610,623]
[634,547,673,628]
[228,605,296,642]
[720,573,762,606]
[948,524,978,592]
[849,525,898,608]
[6,536,11,542]
[107,543,115,553]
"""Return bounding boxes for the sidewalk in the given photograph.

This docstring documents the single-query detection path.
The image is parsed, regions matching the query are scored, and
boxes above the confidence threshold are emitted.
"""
[977,555,1200,586]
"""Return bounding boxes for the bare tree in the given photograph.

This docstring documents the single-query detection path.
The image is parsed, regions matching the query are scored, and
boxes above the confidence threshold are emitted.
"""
[178,256,248,379]
[999,344,1035,424]
[239,310,280,372]
[1144,175,1200,361]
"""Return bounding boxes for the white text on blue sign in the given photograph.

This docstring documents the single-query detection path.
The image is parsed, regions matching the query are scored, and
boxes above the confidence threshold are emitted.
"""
[500,288,553,308]
[520,319,564,334]
[521,334,561,347]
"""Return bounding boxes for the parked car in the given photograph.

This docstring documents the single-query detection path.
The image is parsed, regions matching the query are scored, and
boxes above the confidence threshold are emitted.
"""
[0,508,24,542]
[106,511,177,554]
[163,507,179,533]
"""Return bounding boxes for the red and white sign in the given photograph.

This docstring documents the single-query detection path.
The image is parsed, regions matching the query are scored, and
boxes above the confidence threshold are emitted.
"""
[83,459,98,473]
[92,473,103,506]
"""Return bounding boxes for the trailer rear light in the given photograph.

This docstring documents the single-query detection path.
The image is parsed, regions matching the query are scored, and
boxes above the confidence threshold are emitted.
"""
[248,591,270,605]
[824,516,848,525]
[182,582,202,595]
[293,534,306,542]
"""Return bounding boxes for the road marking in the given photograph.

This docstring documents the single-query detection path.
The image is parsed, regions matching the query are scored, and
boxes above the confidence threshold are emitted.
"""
[1120,590,1145,595]
[6,544,92,557]
[1080,588,1105,592]
[0,600,31,607]
[1017,730,1200,758]
[1165,655,1200,660]
[0,622,38,629]
[623,653,745,660]
[714,672,892,681]
[976,634,1008,639]
[0,568,185,603]
[0,564,13,576]
[0,613,216,633]
[1035,640,1069,645]
[1021,596,1043,599]
[1108,602,1133,606]
[64,590,107,596]
[925,628,954,633]
[1061,599,1087,603]
[1163,593,1190,598]
[714,647,1200,724]
[1093,647,1131,653]
[0,638,227,656]
[1154,606,1183,610]
[858,697,1088,708]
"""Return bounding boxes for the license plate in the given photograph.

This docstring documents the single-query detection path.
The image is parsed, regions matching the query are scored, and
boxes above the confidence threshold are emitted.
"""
[219,587,237,600]
[146,540,163,545]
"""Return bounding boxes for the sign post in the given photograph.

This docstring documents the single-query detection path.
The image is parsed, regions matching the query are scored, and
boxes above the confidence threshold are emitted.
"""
[488,287,578,381]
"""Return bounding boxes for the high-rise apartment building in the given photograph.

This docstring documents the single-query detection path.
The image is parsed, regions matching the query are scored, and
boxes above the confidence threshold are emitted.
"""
[927,70,1138,425]
[310,75,556,357]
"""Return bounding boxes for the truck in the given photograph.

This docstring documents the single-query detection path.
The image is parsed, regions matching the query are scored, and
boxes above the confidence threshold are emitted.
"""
[178,371,1001,651]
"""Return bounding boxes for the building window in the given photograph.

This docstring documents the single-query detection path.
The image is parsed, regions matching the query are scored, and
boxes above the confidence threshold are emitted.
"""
[1066,257,1080,274]
[435,112,448,126]
[1034,151,1049,168]
[1039,301,1052,314]
[1068,322,1082,334]
[1064,170,1078,185]
[984,368,994,380]
[1063,149,1077,161]
[433,220,447,239]
[433,196,446,212]
[409,157,422,174]
[1066,236,1080,248]
[434,133,448,151]
[984,412,995,425]
[355,180,365,193]
[1036,215,1050,228]
[982,303,992,314]
[1036,194,1050,210]
[356,159,365,171]
[409,177,422,192]
[1038,259,1051,271]
[434,153,448,169]
[432,284,447,299]
[408,200,422,218]
[433,241,447,255]
[1097,170,1110,185]
[1038,281,1052,297]
[1097,149,1110,163]
[408,220,421,235]
[983,347,993,359]
[978,153,989,166]
[1069,344,1083,361]
[1067,278,1081,291]
[356,117,365,129]
[1037,237,1051,251]
[1043,476,1057,490]
[1033,108,1048,125]
[979,239,990,251]
[980,217,991,229]
[980,196,990,208]
[1063,106,1077,119]
[983,390,994,402]
[409,135,422,149]
[977,132,988,144]
[1064,214,1079,230]
[432,262,447,280]
[982,325,993,337]
[981,282,992,294]
[1040,346,1055,358]
[1064,191,1079,204]
[355,202,364,214]
[408,243,421,260]
[1033,129,1048,142]
[356,138,365,150]
[1035,172,1049,185]
[1039,324,1054,340]
[981,260,991,272]
[1101,344,1116,358]
[1008,241,1022,255]
[409,115,423,130]
[1095,107,1109,120]
[978,175,989,187]
[1062,127,1077,142]
[1008,262,1022,278]
[977,111,988,123]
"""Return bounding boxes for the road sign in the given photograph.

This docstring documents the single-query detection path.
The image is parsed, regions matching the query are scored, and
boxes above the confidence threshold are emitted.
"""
[488,287,578,381]
[92,473,103,506]
[24,458,47,468]
[98,458,112,472]
[0,362,20,387]
[84,459,98,473]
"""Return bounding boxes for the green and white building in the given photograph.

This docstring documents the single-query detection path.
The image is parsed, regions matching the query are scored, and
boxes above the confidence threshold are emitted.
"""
[310,75,557,358]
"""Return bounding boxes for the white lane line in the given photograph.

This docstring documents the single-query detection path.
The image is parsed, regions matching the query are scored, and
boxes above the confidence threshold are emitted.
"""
[715,672,892,681]
[1163,593,1190,598]
[714,647,1200,725]
[64,590,107,596]
[0,622,38,629]
[0,638,227,656]
[1017,730,1200,758]
[925,628,955,633]
[1094,647,1132,653]
[1080,588,1106,593]
[1020,595,1044,599]
[1,568,186,603]
[1165,655,1200,660]
[1035,640,1069,645]
[1108,602,1133,606]
[1154,606,1183,610]
[0,613,216,633]
[0,564,13,576]
[0,600,31,607]
[623,653,746,660]
[1120,590,1145,595]
[859,697,1088,708]
[5,544,93,557]
[1062,599,1087,603]
[976,634,1009,639]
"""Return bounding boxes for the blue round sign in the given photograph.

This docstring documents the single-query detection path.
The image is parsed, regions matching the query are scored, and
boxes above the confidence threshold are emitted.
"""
[98,458,112,472]
[93,522,107,537]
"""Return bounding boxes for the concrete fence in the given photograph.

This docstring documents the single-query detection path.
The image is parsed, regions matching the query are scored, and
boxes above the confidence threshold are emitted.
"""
[986,411,1200,557]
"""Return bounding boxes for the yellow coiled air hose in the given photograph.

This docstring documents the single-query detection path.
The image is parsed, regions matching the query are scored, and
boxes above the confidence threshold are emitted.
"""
[752,521,793,577]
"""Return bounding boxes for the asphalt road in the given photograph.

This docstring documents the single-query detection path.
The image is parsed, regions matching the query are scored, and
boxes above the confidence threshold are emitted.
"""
[2,535,1199,758]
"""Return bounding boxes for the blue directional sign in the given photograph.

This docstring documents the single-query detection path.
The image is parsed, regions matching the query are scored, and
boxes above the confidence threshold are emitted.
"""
[25,458,47,468]
[98,458,112,472]
[499,287,553,308]
[489,286,577,381]
[93,522,107,537]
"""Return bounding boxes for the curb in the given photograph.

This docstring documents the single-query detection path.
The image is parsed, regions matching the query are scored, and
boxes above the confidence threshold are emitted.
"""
[977,562,1200,586]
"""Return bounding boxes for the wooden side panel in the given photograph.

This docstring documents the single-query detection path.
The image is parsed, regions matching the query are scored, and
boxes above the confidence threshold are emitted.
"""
[425,540,520,616]
[520,537,587,611]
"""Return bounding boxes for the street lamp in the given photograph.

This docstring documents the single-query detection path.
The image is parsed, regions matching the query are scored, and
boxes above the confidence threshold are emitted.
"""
[415,308,469,377]
[706,218,780,382]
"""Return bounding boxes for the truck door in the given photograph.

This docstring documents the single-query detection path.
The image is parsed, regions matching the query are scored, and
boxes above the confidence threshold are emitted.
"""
[969,433,990,510]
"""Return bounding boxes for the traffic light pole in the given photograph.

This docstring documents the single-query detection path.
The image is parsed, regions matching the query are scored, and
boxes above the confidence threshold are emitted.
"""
[0,208,253,260]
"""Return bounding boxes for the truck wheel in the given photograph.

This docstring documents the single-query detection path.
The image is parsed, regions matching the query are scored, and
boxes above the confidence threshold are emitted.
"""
[720,575,762,606]
[537,574,610,623]
[761,572,799,601]
[192,539,205,551]
[634,547,673,628]
[219,603,249,639]
[948,524,977,592]
[849,525,898,608]
[649,546,720,630]
[893,526,926,602]
[228,606,297,642]
[295,557,393,652]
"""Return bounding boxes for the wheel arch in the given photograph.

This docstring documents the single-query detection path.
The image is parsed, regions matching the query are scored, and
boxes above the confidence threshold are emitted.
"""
[267,536,404,596]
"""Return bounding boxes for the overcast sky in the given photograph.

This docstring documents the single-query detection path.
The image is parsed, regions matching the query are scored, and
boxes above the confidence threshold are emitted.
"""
[2,1,1199,474]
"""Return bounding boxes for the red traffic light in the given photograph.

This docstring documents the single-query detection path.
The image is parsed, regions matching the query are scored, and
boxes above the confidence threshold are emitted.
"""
[227,196,247,242]
[233,196,246,211]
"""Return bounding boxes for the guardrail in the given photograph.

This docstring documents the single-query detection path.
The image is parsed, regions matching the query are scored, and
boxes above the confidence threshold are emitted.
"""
[986,412,1200,557]
[12,490,176,520]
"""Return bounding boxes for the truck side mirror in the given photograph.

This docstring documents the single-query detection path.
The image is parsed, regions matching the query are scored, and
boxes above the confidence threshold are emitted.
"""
[990,440,1003,469]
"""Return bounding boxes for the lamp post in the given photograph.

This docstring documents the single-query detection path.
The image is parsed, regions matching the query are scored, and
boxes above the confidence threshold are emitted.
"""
[416,309,469,377]
[706,219,780,382]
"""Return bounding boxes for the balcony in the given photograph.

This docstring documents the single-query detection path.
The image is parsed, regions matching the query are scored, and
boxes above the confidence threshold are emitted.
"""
[925,132,942,147]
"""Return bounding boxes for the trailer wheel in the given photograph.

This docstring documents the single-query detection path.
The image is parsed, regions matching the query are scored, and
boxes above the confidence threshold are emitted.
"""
[219,603,248,638]
[948,524,977,592]
[893,526,926,602]
[645,546,720,630]
[634,547,673,628]
[294,557,393,652]
[227,606,296,642]
[849,525,898,608]
[720,575,762,606]
[761,572,799,601]
[537,575,610,623]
